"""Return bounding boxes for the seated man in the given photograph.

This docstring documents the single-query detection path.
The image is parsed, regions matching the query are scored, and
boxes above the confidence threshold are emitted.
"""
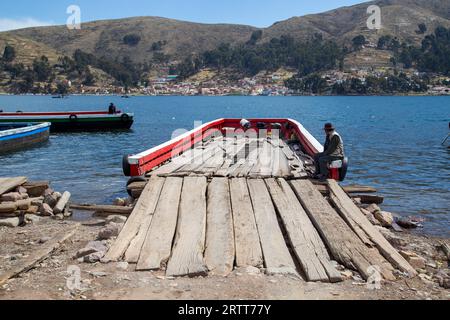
[108,103,117,114]
[314,123,345,181]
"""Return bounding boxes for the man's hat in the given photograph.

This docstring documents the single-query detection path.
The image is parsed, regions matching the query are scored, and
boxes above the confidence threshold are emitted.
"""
[324,123,335,131]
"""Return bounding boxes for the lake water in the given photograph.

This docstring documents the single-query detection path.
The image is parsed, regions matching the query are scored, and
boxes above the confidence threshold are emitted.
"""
[0,95,448,237]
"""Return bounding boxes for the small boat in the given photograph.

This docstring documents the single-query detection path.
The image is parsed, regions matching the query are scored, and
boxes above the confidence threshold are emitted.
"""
[122,118,348,182]
[52,95,68,99]
[0,122,51,154]
[0,110,134,132]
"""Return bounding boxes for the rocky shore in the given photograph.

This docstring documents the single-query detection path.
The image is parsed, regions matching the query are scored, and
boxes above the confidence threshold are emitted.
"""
[0,177,449,300]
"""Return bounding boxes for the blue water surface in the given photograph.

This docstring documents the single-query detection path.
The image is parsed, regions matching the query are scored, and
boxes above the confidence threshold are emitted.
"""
[0,95,448,236]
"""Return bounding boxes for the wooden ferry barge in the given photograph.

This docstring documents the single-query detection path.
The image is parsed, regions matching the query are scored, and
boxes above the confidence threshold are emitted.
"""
[108,118,416,283]
[0,111,134,132]
[0,122,51,154]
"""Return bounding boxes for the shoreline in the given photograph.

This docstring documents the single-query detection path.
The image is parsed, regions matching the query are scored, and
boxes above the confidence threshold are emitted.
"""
[1,93,450,97]
[0,177,449,300]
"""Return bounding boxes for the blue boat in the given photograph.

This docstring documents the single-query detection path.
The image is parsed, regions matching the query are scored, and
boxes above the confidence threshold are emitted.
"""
[0,122,51,154]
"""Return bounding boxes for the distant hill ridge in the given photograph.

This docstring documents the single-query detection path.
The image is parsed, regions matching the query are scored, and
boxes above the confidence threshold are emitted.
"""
[2,0,449,65]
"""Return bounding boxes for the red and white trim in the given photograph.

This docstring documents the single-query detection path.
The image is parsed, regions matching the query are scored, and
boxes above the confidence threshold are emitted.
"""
[126,118,324,177]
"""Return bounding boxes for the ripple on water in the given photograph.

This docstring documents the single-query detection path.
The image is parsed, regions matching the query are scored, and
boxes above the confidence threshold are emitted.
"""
[0,95,448,237]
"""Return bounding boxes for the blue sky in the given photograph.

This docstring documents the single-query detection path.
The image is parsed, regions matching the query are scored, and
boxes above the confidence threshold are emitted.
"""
[0,0,368,31]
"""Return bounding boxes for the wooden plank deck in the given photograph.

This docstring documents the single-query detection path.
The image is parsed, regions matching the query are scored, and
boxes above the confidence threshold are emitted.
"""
[148,136,307,179]
[105,136,415,283]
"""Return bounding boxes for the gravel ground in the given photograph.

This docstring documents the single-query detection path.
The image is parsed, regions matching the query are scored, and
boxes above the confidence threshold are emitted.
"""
[0,217,449,301]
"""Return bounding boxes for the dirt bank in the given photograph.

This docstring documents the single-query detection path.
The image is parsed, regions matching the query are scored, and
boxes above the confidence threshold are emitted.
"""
[0,216,449,300]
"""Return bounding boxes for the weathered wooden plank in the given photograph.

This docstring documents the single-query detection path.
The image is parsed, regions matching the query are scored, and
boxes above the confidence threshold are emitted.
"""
[328,180,417,277]
[54,191,71,214]
[343,185,378,194]
[279,142,307,178]
[213,139,239,176]
[316,184,378,195]
[0,224,79,286]
[0,177,27,195]
[70,204,133,215]
[197,139,235,176]
[103,177,165,262]
[204,178,235,276]
[289,179,395,281]
[247,179,297,275]
[265,178,342,282]
[271,143,292,178]
[249,141,273,178]
[236,140,259,177]
[214,140,244,177]
[136,178,183,271]
[173,140,222,175]
[150,144,208,176]
[229,179,263,268]
[166,177,208,277]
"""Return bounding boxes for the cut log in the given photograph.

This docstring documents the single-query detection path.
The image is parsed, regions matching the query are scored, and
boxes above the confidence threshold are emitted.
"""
[328,180,417,277]
[229,178,263,268]
[265,178,341,282]
[343,185,378,194]
[103,177,165,262]
[136,178,183,271]
[0,224,79,286]
[126,181,147,198]
[315,184,378,195]
[290,179,395,281]
[166,177,208,277]
[54,191,71,214]
[0,177,27,196]
[351,195,384,205]
[204,178,235,276]
[22,181,49,197]
[247,179,297,275]
[0,202,18,214]
[70,204,133,215]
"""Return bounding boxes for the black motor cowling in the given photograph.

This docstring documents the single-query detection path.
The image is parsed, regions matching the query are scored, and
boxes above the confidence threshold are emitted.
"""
[339,157,349,182]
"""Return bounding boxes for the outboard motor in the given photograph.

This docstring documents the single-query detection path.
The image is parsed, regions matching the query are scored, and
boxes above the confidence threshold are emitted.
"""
[240,119,251,130]
[339,157,349,182]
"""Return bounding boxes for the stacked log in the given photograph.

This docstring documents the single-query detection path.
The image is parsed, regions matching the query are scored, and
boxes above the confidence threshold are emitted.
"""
[0,177,72,228]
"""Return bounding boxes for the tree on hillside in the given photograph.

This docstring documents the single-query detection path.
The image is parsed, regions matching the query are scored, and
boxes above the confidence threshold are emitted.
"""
[83,69,95,86]
[33,56,52,82]
[56,82,69,95]
[416,23,427,35]
[352,35,366,51]
[123,34,141,46]
[377,35,392,50]
[58,56,76,73]
[247,30,263,45]
[151,41,167,51]
[2,45,16,62]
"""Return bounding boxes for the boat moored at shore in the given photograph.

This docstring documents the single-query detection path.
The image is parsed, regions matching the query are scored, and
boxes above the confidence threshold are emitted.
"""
[0,110,134,132]
[123,118,348,181]
[0,122,51,154]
